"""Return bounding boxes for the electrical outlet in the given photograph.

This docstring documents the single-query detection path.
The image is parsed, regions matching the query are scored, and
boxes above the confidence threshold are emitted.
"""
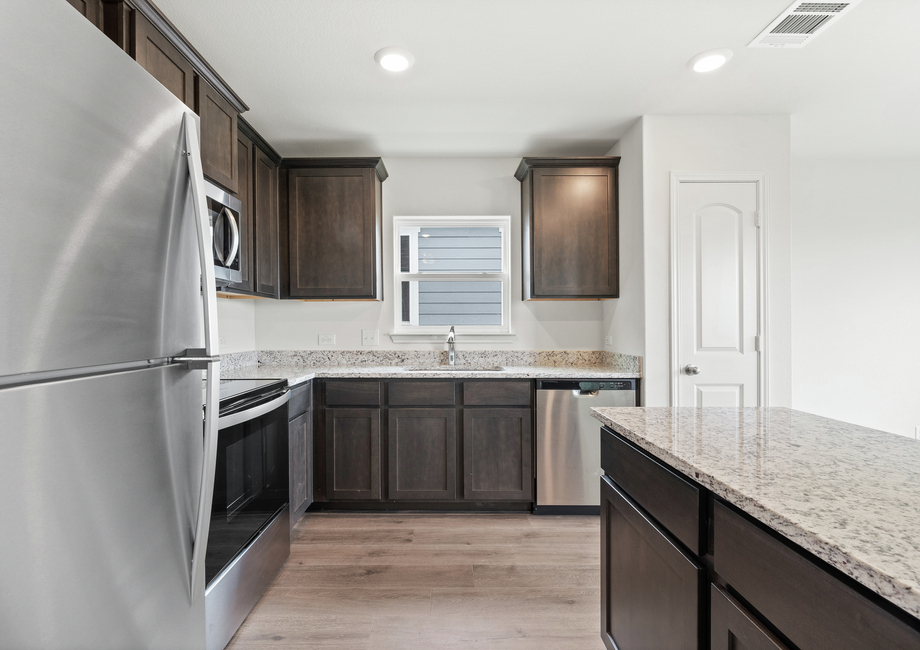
[318,334,335,345]
[362,329,379,346]
[605,336,614,346]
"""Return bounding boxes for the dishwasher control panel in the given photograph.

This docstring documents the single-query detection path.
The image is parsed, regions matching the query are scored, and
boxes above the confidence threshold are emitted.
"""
[537,379,637,392]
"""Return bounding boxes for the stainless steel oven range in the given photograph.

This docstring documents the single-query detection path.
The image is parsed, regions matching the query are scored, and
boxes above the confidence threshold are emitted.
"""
[206,378,290,650]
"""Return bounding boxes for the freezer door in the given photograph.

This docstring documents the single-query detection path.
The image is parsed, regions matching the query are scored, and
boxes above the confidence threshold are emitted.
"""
[0,0,204,377]
[0,364,206,650]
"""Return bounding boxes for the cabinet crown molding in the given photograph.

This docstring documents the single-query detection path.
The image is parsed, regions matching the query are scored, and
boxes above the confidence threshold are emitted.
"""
[514,156,621,181]
[283,157,388,182]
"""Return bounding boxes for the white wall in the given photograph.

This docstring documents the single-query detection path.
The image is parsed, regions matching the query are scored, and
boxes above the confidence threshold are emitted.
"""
[641,116,792,407]
[792,158,920,438]
[215,298,256,353]
[252,157,604,350]
[603,119,646,389]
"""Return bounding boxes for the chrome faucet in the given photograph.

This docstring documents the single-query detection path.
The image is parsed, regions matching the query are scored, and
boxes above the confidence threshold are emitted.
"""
[447,326,455,366]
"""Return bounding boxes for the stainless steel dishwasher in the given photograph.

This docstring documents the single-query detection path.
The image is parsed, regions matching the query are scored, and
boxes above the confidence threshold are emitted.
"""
[535,379,637,514]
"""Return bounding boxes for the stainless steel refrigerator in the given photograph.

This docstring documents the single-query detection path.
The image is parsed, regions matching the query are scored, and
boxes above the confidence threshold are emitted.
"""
[0,1,219,648]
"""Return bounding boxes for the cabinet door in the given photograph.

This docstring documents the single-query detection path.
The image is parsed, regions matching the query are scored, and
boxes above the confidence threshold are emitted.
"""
[133,12,195,109]
[325,408,381,500]
[65,0,102,28]
[253,147,279,297]
[289,410,312,527]
[601,476,702,650]
[225,129,254,293]
[462,408,533,501]
[711,584,788,650]
[530,166,617,298]
[388,408,457,500]
[195,76,239,193]
[288,167,381,299]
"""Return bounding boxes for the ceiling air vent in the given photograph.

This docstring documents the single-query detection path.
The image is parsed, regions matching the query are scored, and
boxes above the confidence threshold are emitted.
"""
[749,0,862,48]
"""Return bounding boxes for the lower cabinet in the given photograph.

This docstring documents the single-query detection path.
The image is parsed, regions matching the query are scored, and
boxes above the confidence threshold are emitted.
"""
[711,584,788,650]
[387,408,457,500]
[463,408,533,501]
[324,408,381,500]
[600,476,702,650]
[288,410,312,527]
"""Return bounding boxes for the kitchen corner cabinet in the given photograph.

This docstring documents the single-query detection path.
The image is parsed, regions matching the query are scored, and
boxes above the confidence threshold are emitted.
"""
[516,157,620,300]
[286,158,387,300]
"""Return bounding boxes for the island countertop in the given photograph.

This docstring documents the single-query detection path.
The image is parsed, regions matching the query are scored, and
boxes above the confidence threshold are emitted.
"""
[589,406,920,620]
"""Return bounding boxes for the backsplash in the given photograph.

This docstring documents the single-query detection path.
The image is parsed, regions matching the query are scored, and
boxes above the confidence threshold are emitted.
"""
[221,349,640,373]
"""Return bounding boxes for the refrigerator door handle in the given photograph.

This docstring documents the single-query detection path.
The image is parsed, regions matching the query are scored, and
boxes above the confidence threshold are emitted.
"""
[182,112,221,601]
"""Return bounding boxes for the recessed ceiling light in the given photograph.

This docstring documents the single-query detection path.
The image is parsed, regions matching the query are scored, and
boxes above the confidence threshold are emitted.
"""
[687,48,733,73]
[374,47,415,72]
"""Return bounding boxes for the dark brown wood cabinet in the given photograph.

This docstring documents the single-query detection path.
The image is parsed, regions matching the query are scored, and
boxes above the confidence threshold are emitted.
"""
[253,147,279,297]
[601,476,702,650]
[224,129,255,293]
[711,584,788,650]
[289,410,312,527]
[463,408,533,501]
[324,408,381,500]
[132,11,195,108]
[196,76,238,193]
[516,157,620,300]
[388,408,457,500]
[286,159,387,300]
[66,0,103,27]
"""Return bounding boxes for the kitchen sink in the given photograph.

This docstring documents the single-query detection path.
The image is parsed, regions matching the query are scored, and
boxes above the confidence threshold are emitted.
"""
[404,365,505,372]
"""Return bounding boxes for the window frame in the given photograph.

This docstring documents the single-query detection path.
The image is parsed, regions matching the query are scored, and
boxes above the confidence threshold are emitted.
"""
[391,215,512,338]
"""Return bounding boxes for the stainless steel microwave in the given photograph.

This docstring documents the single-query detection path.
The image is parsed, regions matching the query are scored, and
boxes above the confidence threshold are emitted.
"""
[205,179,242,286]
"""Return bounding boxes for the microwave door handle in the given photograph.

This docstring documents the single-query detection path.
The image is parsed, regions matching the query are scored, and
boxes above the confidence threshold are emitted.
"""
[223,207,240,269]
[182,112,220,602]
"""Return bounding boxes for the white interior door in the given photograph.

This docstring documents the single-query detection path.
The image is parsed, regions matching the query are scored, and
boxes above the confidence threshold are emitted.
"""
[675,181,760,407]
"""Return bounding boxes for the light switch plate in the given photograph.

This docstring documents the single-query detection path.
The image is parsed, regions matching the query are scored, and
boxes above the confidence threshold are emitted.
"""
[362,329,379,346]
[318,334,335,345]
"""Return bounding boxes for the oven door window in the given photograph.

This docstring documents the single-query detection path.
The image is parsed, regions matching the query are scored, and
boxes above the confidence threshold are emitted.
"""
[206,408,288,586]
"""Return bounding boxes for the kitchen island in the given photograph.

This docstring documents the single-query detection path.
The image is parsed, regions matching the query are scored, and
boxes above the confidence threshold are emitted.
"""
[590,406,920,650]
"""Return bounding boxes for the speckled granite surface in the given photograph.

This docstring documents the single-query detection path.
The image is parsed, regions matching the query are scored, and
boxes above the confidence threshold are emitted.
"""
[219,349,641,384]
[589,406,920,620]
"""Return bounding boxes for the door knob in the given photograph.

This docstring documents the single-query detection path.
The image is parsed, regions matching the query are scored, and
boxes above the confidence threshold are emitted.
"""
[683,364,701,376]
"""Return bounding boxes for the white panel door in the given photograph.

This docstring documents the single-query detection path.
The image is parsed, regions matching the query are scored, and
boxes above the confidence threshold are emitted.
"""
[676,182,760,407]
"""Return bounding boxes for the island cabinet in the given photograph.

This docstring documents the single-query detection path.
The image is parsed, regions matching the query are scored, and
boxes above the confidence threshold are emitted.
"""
[315,379,534,507]
[287,381,313,528]
[285,159,387,300]
[516,157,620,300]
[599,426,920,650]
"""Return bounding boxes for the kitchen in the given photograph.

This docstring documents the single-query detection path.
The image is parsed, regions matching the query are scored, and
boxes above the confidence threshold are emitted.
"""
[1,1,918,649]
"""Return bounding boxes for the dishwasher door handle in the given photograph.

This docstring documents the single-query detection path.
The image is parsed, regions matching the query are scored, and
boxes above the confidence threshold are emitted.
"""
[573,390,600,397]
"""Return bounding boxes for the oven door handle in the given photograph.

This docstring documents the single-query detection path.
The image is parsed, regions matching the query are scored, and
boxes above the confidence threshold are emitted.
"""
[218,391,290,429]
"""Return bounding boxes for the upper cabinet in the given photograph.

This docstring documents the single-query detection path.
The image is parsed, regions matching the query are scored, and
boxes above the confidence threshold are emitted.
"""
[195,77,238,193]
[516,157,620,300]
[286,159,387,300]
[132,11,195,109]
[65,0,102,28]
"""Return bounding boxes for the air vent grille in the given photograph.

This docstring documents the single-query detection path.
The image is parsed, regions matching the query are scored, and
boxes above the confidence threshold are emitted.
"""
[771,13,832,34]
[749,0,861,48]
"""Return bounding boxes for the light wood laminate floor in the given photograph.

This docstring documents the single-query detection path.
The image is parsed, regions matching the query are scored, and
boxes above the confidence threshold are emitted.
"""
[225,512,605,649]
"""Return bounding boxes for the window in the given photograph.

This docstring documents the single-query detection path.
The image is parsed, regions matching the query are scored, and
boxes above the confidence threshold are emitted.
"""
[393,216,512,338]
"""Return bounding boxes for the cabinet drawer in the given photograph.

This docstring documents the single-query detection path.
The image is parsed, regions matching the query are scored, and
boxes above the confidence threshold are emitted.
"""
[388,381,456,406]
[602,428,702,555]
[601,476,702,650]
[711,584,788,650]
[464,381,531,406]
[714,501,920,650]
[288,381,313,420]
[325,381,381,406]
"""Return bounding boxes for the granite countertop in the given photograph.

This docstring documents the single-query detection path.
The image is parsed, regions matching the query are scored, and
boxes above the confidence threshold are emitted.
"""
[589,406,920,620]
[222,362,640,385]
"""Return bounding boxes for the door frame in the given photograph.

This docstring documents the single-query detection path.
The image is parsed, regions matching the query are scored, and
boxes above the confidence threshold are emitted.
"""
[669,172,769,407]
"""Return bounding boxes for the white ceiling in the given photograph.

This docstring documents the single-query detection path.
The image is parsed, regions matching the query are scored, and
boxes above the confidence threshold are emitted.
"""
[155,0,920,159]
